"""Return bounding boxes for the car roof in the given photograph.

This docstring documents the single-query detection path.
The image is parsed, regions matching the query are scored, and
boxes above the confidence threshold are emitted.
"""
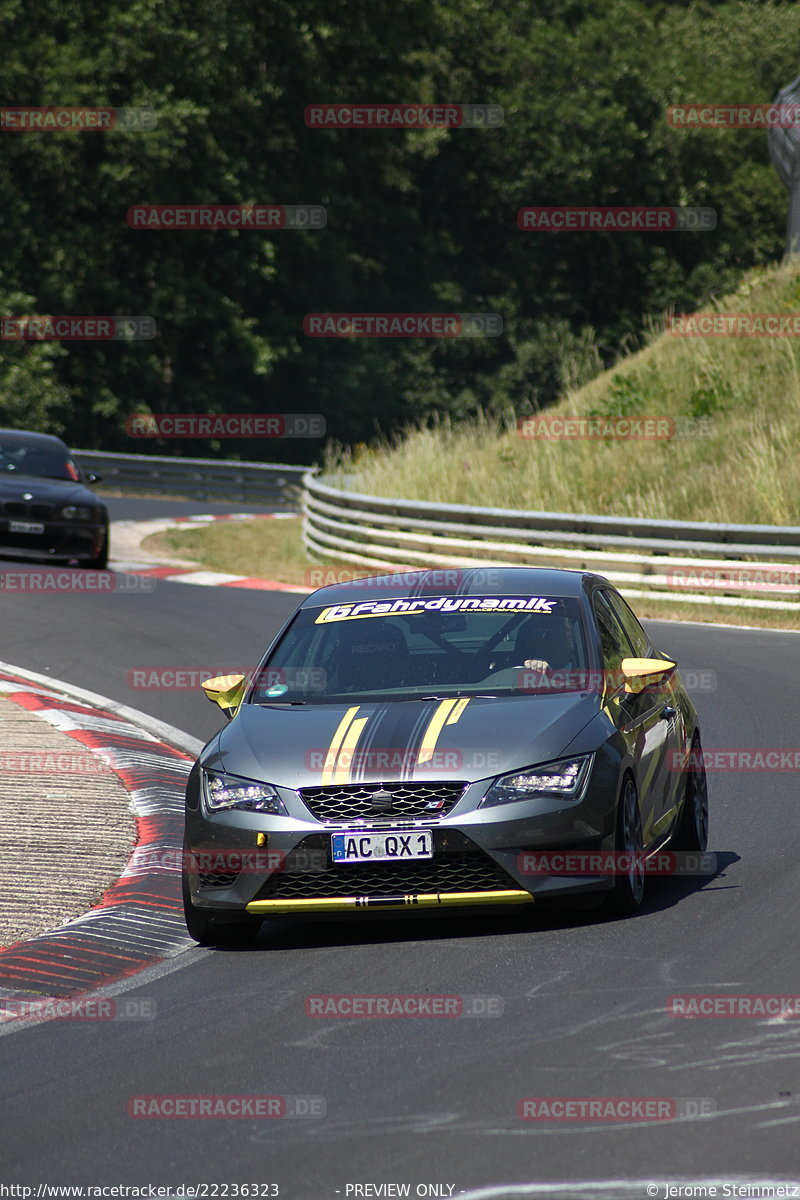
[299,566,610,608]
[0,428,69,450]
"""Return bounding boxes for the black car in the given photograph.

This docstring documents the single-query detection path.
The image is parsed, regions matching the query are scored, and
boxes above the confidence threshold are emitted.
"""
[0,429,109,568]
[183,567,709,945]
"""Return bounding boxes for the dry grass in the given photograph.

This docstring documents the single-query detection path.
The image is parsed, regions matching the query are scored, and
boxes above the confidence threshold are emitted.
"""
[329,262,800,525]
[621,596,800,632]
[147,517,374,589]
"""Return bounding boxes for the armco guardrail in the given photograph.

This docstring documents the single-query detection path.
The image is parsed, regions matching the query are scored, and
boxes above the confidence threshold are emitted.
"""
[74,450,312,508]
[303,473,800,611]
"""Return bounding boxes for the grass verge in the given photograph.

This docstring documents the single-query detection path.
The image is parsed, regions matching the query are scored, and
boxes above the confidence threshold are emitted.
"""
[326,261,800,527]
[145,517,367,588]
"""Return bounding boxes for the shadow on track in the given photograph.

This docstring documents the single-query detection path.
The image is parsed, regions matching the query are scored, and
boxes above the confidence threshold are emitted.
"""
[205,850,739,952]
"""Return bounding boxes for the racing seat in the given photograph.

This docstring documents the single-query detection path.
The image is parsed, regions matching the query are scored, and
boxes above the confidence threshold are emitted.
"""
[325,620,413,694]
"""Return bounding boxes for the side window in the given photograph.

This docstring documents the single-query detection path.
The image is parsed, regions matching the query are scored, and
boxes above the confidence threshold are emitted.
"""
[605,590,650,658]
[592,591,633,672]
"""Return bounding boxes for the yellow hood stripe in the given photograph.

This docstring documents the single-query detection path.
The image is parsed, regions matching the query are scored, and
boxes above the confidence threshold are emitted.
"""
[322,696,472,784]
[446,697,470,725]
[418,697,470,765]
[332,716,369,784]
[321,706,361,785]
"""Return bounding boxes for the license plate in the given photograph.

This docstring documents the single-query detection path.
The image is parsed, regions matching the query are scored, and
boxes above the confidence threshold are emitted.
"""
[8,521,45,535]
[331,830,433,864]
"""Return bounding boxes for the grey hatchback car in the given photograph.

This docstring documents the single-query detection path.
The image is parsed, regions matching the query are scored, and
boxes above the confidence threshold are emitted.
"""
[182,567,708,945]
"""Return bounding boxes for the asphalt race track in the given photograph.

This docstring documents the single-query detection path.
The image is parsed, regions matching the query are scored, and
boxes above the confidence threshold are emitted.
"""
[1,503,798,1195]
[104,496,283,522]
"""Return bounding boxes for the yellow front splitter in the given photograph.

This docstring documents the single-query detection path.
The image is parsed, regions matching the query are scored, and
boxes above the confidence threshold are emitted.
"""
[246,889,534,915]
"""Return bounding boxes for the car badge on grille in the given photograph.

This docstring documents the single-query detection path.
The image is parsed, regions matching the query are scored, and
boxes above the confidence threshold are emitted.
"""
[22,493,33,500]
[369,789,394,812]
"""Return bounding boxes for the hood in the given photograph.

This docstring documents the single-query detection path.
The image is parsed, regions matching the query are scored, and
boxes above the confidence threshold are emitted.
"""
[203,693,601,789]
[0,473,98,506]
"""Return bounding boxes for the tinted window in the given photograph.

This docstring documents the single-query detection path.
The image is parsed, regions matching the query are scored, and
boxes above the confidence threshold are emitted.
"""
[605,590,650,658]
[0,437,77,481]
[252,594,589,704]
[592,591,633,671]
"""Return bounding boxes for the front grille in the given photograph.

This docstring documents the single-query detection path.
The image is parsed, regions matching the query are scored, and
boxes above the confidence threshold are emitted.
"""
[2,501,55,519]
[199,870,238,889]
[298,780,467,823]
[255,832,517,899]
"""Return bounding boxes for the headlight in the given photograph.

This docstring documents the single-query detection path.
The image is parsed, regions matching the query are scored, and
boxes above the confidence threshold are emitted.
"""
[480,755,593,808]
[203,771,287,815]
[60,505,94,520]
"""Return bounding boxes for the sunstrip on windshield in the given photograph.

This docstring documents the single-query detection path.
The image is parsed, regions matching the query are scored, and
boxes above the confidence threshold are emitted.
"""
[314,596,557,623]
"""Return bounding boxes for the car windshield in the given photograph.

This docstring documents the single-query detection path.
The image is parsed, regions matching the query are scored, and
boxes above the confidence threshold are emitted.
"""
[251,594,590,704]
[0,438,80,481]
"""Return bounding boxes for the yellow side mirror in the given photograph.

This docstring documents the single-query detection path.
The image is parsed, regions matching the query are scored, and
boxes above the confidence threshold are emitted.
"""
[619,658,677,694]
[201,673,246,718]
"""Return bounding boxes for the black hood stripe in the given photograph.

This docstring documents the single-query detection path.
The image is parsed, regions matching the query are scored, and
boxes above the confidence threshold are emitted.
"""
[350,701,434,783]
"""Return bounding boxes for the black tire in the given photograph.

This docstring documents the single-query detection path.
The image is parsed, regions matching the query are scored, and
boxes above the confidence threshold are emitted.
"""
[672,736,709,852]
[182,869,261,947]
[604,774,645,917]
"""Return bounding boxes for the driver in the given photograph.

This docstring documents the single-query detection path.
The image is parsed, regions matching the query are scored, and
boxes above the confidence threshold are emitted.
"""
[518,616,581,681]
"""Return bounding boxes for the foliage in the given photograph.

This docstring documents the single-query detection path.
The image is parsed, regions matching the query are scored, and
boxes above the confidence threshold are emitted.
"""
[0,0,797,459]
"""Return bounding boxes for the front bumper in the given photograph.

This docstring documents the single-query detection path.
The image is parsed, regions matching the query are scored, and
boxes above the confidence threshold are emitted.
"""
[0,520,107,562]
[246,890,534,915]
[184,762,621,917]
